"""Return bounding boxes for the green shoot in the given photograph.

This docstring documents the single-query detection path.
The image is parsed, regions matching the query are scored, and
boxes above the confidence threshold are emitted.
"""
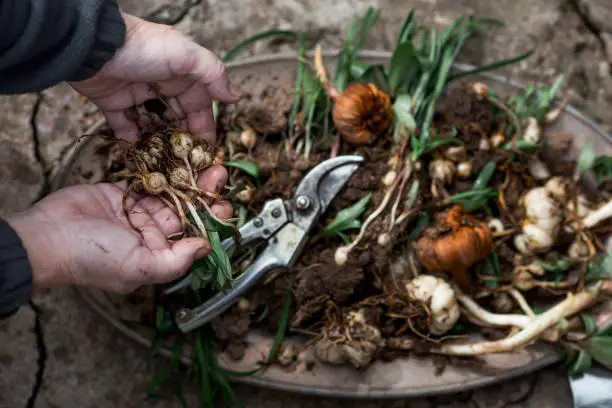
[584,251,612,281]
[189,211,238,292]
[445,161,498,211]
[265,290,293,364]
[593,155,612,183]
[224,160,261,179]
[504,74,564,124]
[481,252,501,289]
[322,193,372,238]
[334,7,381,92]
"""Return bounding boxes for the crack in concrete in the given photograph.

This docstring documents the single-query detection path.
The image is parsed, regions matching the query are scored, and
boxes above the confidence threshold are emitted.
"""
[29,92,52,202]
[571,0,612,68]
[25,300,47,408]
[144,0,202,26]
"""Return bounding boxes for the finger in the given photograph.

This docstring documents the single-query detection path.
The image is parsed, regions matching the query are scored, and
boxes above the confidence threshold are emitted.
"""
[184,44,240,104]
[211,200,233,220]
[176,81,213,113]
[186,108,216,142]
[103,110,140,142]
[94,83,157,111]
[196,164,228,194]
[143,237,211,284]
[138,196,183,237]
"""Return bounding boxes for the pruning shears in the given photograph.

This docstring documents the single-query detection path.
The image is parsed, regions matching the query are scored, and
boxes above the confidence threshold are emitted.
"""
[162,155,364,333]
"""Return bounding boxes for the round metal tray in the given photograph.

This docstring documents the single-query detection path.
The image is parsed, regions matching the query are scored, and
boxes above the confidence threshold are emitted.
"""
[50,50,612,399]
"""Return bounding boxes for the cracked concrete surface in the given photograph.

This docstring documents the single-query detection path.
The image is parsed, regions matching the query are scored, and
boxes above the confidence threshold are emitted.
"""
[1,0,612,407]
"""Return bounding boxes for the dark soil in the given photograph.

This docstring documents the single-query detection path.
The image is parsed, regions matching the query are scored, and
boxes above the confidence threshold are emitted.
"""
[96,72,611,369]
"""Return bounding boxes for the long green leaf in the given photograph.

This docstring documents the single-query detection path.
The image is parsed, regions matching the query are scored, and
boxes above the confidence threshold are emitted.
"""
[388,41,419,94]
[267,290,293,363]
[222,30,298,62]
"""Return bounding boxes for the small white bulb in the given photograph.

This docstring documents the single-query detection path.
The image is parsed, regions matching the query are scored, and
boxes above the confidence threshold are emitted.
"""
[456,161,472,179]
[382,170,397,187]
[377,233,391,246]
[523,117,541,144]
[334,246,350,266]
[479,138,491,151]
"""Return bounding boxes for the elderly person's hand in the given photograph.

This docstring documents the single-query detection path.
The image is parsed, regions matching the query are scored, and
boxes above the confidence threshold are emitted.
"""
[70,13,239,143]
[5,166,232,294]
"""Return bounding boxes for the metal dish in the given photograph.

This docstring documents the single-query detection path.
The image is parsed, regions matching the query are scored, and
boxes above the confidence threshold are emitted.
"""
[50,50,612,399]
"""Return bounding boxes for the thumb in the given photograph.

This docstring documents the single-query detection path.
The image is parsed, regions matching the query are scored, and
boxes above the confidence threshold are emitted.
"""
[146,237,211,284]
[185,43,240,104]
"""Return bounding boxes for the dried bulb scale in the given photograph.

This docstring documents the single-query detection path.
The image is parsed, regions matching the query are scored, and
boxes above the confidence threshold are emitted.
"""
[415,205,494,292]
[332,83,393,145]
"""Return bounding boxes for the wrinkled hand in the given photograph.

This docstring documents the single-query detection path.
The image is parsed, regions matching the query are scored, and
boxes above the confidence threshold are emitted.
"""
[70,12,239,143]
[6,166,232,294]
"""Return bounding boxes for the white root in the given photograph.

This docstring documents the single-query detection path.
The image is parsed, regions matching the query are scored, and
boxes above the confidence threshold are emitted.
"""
[334,169,403,266]
[582,199,612,229]
[434,295,572,356]
[508,288,535,317]
[439,283,602,356]
[184,200,209,240]
[457,295,532,328]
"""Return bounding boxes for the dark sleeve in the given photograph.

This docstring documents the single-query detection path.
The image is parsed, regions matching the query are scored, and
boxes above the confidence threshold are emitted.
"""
[0,219,33,319]
[0,0,126,94]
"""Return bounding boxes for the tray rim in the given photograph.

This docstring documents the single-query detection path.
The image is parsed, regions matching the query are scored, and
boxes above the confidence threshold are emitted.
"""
[55,49,612,399]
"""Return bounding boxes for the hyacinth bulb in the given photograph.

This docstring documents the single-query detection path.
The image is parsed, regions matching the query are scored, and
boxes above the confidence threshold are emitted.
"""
[332,83,393,145]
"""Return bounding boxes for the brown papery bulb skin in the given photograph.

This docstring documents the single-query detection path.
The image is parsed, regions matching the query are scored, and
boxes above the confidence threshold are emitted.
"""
[332,83,393,145]
[415,205,494,292]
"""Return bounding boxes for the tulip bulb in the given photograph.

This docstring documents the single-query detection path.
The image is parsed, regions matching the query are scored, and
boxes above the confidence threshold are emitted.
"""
[171,132,194,160]
[332,83,393,145]
[415,205,494,292]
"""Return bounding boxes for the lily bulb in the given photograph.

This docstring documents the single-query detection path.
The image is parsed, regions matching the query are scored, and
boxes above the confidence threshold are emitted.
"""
[405,275,460,335]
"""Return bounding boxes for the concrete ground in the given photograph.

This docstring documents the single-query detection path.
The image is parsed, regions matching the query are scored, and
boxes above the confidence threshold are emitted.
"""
[1,0,612,407]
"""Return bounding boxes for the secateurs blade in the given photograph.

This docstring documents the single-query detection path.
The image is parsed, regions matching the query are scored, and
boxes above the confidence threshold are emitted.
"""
[164,154,364,333]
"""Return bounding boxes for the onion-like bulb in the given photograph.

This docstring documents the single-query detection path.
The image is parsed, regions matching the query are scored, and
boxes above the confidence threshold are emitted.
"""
[169,167,190,188]
[142,172,168,195]
[190,145,213,171]
[415,205,494,292]
[171,132,194,160]
[332,83,393,145]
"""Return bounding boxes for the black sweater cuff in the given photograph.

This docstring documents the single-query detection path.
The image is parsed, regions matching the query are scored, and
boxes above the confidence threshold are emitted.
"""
[0,220,33,318]
[0,0,126,94]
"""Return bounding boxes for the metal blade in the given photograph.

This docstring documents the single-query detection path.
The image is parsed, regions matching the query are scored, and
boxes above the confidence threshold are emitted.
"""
[290,155,364,232]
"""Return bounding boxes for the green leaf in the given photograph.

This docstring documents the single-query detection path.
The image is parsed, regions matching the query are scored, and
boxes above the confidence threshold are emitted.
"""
[568,350,593,376]
[222,30,298,62]
[396,10,417,46]
[266,290,293,364]
[576,141,596,175]
[593,155,612,183]
[581,313,598,336]
[445,188,499,212]
[393,94,417,131]
[388,41,419,94]
[224,160,261,179]
[322,193,372,235]
[405,212,430,242]
[585,336,612,366]
[585,252,612,281]
[482,252,501,289]
[473,161,497,189]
